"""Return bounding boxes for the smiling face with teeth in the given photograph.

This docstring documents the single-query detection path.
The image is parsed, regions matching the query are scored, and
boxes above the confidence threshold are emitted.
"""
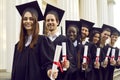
[23,11,34,31]
[45,13,59,32]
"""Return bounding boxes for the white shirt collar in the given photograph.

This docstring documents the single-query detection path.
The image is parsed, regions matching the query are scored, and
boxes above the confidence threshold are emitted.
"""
[82,37,89,45]
[73,40,78,47]
[25,35,32,47]
[48,32,60,41]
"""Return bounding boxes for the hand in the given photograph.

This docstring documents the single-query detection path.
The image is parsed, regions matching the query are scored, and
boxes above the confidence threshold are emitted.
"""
[117,59,120,65]
[110,59,116,66]
[61,60,70,69]
[94,61,100,69]
[47,69,58,79]
[101,60,108,68]
[82,63,88,70]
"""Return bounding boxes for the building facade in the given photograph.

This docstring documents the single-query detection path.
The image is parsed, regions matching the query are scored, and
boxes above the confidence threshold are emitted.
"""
[0,0,115,72]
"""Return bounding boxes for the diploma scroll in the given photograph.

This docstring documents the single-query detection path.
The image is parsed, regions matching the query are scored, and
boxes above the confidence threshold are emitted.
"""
[51,45,62,80]
[95,48,100,62]
[105,48,111,61]
[62,42,67,71]
[82,45,88,70]
[111,49,115,60]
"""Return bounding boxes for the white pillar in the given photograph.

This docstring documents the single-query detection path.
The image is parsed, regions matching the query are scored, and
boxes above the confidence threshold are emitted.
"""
[57,0,80,35]
[80,0,97,26]
[37,0,44,35]
[0,0,6,70]
[6,0,18,72]
[97,0,108,27]
[108,0,115,25]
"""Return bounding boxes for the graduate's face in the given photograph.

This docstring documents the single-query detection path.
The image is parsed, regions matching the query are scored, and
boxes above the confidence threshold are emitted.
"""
[101,30,110,41]
[81,27,89,39]
[93,33,100,44]
[23,11,34,31]
[111,35,118,44]
[67,26,78,42]
[45,14,59,32]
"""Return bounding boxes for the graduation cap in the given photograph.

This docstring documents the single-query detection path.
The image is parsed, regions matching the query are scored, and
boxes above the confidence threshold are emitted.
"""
[92,27,102,33]
[111,27,120,36]
[101,24,113,33]
[44,4,65,25]
[65,20,81,34]
[16,1,44,21]
[80,19,95,32]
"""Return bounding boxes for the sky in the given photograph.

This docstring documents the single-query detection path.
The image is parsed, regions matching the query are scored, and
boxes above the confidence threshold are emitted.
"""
[114,0,120,47]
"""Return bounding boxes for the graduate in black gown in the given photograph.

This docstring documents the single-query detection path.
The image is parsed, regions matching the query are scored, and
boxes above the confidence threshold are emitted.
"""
[89,27,102,80]
[79,19,95,80]
[69,19,94,80]
[105,27,120,80]
[99,24,112,80]
[11,1,57,80]
[65,20,81,80]
[43,4,75,80]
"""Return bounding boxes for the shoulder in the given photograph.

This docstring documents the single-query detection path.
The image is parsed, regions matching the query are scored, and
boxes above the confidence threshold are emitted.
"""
[38,35,49,40]
[38,35,52,43]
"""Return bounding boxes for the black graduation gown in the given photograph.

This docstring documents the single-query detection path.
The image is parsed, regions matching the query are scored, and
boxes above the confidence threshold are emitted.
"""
[116,48,120,69]
[11,35,54,80]
[100,44,110,80]
[72,40,92,80]
[100,44,117,80]
[104,44,118,80]
[50,35,76,80]
[90,44,102,80]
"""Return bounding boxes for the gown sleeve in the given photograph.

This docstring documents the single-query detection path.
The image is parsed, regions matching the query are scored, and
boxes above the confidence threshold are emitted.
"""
[11,43,19,80]
[38,35,55,71]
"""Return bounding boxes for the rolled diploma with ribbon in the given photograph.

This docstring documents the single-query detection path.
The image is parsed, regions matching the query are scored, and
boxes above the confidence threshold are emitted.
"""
[105,48,111,61]
[82,45,88,70]
[62,42,67,71]
[51,45,62,80]
[111,49,115,60]
[95,48,100,62]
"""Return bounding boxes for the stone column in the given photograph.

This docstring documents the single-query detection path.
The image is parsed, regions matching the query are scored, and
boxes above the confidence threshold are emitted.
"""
[0,0,6,70]
[108,0,115,25]
[97,0,108,27]
[80,0,98,26]
[57,0,80,35]
[5,0,17,72]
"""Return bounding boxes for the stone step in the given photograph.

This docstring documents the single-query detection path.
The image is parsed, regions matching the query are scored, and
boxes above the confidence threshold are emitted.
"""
[113,69,120,79]
[0,69,120,80]
[0,72,11,80]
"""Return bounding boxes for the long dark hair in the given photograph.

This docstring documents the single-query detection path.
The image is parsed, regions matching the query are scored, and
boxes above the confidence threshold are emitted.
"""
[17,10,39,52]
[89,30,101,47]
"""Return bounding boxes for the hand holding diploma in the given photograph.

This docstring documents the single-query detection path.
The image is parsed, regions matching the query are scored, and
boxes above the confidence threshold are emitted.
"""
[94,61,100,69]
[47,69,58,79]
[102,48,111,68]
[110,49,116,66]
[50,45,62,80]
[82,45,88,70]
[94,48,100,69]
[61,60,70,69]
[62,42,69,71]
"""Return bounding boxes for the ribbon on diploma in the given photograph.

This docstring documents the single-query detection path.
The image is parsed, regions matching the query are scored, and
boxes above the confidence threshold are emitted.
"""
[95,56,99,62]
[53,61,63,72]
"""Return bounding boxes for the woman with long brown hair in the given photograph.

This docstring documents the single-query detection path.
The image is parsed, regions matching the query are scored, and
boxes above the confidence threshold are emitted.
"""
[11,1,56,80]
